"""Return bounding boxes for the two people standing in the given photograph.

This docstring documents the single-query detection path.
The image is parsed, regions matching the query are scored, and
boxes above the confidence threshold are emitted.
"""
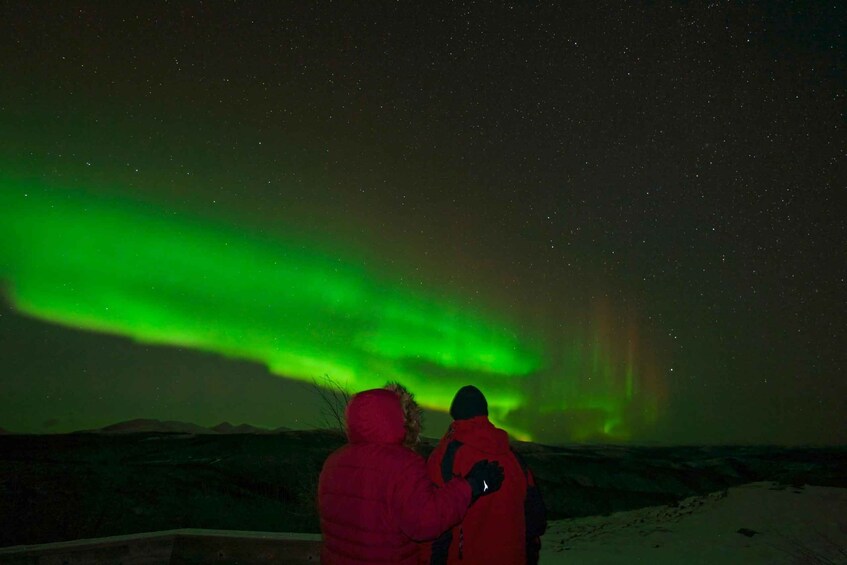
[318,383,546,564]
[317,386,505,564]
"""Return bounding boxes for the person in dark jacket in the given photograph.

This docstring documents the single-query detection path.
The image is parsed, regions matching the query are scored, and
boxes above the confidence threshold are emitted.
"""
[318,387,505,564]
[422,385,547,565]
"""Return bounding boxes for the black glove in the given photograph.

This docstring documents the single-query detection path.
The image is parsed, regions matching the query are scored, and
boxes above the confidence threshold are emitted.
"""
[464,459,504,503]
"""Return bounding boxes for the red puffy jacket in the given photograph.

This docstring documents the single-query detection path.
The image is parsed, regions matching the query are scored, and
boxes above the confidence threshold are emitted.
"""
[423,416,527,565]
[319,389,472,564]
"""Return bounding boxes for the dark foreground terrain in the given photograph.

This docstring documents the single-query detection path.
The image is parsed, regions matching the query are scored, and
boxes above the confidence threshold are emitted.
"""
[1,431,845,547]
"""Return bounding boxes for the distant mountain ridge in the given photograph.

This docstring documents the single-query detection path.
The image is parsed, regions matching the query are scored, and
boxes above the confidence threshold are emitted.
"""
[211,421,288,434]
[79,418,290,435]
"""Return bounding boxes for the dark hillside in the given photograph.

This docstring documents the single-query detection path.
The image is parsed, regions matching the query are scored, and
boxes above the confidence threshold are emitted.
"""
[1,432,844,547]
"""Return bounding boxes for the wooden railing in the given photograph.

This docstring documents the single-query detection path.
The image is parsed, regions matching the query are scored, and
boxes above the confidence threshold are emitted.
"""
[0,528,321,564]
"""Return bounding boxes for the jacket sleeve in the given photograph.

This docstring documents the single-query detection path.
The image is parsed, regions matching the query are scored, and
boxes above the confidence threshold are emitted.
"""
[426,439,448,486]
[390,453,472,542]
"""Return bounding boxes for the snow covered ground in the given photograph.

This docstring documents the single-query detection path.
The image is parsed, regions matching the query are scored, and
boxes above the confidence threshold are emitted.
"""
[540,482,847,564]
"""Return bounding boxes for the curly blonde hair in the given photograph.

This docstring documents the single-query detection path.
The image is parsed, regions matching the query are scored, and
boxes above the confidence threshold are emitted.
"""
[384,381,423,450]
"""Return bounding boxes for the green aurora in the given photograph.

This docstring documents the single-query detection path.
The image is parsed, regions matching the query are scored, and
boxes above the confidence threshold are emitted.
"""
[0,176,662,441]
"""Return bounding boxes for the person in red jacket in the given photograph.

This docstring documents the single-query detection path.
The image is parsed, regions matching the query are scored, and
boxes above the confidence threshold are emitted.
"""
[318,387,505,564]
[423,385,547,565]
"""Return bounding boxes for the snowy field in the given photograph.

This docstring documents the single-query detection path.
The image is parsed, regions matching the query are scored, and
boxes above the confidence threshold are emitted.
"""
[540,482,847,564]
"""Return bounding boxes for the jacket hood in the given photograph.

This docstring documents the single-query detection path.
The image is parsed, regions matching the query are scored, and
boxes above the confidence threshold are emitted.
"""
[450,415,510,455]
[345,388,406,445]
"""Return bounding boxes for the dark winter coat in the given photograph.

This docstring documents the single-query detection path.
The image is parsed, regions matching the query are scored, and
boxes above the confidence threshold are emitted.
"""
[424,416,538,565]
[318,388,472,564]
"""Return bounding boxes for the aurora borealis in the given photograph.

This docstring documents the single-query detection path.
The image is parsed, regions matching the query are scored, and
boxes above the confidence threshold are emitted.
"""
[0,177,545,412]
[1,2,844,444]
[0,175,659,441]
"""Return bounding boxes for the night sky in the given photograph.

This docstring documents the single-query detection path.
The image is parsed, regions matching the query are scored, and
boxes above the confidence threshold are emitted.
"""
[1,2,844,445]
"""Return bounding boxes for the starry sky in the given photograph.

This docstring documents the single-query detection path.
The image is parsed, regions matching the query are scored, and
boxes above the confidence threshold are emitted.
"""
[0,2,844,445]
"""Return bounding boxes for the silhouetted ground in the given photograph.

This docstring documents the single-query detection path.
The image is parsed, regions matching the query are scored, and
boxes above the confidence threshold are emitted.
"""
[1,431,845,547]
[509,442,847,522]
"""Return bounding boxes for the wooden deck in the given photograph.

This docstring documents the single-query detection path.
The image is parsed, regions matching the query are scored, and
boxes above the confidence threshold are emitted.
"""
[0,529,321,564]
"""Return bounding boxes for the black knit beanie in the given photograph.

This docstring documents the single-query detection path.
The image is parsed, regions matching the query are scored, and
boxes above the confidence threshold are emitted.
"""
[449,385,488,420]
